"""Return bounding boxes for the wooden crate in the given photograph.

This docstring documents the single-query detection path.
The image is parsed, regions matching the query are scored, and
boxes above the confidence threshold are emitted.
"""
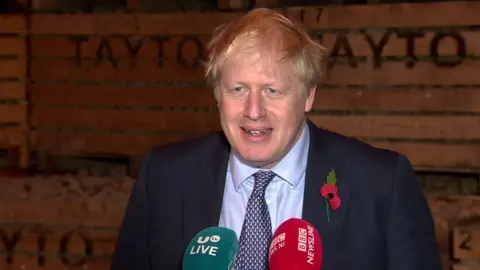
[0,178,477,270]
[453,216,480,269]
[453,266,480,270]
[428,195,480,270]
[24,1,480,174]
[0,15,29,169]
[0,174,129,270]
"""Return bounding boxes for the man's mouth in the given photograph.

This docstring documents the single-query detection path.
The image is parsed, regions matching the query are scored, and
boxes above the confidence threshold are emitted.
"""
[241,127,273,136]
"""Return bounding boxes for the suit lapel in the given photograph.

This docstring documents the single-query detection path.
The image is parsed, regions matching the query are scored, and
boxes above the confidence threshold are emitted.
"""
[302,121,352,269]
[182,133,230,245]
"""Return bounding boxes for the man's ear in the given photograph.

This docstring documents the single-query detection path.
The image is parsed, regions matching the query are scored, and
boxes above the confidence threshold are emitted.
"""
[304,86,316,113]
[214,86,221,105]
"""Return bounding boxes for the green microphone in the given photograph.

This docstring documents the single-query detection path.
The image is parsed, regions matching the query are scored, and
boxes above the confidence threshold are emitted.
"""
[182,227,239,270]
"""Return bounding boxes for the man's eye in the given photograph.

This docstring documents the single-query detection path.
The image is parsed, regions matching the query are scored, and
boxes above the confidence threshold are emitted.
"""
[267,88,279,94]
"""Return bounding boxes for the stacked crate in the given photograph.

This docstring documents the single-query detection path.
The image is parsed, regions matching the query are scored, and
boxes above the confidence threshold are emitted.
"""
[453,217,480,270]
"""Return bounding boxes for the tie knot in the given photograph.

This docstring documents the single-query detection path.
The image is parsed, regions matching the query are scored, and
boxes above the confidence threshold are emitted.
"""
[253,170,276,192]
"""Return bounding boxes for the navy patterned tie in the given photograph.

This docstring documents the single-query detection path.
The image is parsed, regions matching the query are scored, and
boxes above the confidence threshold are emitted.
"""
[234,170,276,270]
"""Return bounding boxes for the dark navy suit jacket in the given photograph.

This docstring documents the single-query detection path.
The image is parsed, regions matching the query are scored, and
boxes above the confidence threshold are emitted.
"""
[110,121,442,270]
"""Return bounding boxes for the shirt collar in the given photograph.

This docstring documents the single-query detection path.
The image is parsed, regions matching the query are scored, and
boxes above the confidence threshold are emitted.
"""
[228,121,310,191]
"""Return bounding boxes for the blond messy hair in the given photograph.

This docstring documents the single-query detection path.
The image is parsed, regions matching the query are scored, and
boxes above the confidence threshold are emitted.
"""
[204,8,325,95]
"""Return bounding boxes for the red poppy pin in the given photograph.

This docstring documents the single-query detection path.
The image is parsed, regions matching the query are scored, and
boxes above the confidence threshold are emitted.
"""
[320,169,341,223]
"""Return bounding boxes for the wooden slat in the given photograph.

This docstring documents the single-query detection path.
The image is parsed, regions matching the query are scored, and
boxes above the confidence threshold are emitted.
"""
[309,115,480,140]
[442,254,452,270]
[0,16,27,34]
[218,0,246,9]
[30,130,480,169]
[0,174,131,227]
[30,131,195,156]
[0,225,116,269]
[453,265,480,270]
[30,35,208,59]
[29,2,480,35]
[0,59,27,79]
[0,104,26,123]
[314,87,480,113]
[30,58,480,85]
[30,59,203,82]
[317,30,480,57]
[255,0,278,8]
[0,224,117,254]
[287,1,480,29]
[31,108,480,140]
[126,0,141,11]
[324,60,480,85]
[0,82,25,100]
[29,84,480,113]
[30,13,236,35]
[372,141,480,170]
[30,0,58,10]
[32,108,221,133]
[30,84,216,108]
[0,257,111,270]
[0,37,26,56]
[0,127,24,148]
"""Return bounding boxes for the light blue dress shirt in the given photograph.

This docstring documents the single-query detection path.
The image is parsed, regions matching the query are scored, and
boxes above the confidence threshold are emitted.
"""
[218,121,310,239]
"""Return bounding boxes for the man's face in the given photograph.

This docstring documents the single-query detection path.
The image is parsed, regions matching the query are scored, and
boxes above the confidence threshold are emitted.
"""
[217,52,315,168]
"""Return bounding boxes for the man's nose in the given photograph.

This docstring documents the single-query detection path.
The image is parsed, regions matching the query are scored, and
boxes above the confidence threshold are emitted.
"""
[243,91,265,120]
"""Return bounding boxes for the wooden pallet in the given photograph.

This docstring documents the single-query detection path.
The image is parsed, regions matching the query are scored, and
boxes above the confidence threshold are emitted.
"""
[453,216,480,270]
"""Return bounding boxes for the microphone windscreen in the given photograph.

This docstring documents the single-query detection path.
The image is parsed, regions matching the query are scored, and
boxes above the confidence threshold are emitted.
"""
[182,227,238,270]
[269,218,323,270]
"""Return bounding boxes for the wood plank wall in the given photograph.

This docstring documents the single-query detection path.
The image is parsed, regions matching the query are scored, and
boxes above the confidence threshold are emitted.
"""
[19,1,480,173]
[0,2,480,268]
[0,15,29,168]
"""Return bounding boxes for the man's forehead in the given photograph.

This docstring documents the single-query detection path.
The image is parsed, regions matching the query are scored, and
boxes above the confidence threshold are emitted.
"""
[226,52,292,73]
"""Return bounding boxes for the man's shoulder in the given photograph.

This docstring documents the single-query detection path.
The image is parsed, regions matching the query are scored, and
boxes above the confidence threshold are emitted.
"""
[143,131,228,165]
[312,125,401,169]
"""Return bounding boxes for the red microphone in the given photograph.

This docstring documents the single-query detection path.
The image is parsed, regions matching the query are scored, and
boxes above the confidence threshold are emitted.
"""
[268,218,323,270]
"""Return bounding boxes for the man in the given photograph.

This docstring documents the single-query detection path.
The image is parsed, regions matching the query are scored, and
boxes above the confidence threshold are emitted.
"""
[110,8,442,270]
